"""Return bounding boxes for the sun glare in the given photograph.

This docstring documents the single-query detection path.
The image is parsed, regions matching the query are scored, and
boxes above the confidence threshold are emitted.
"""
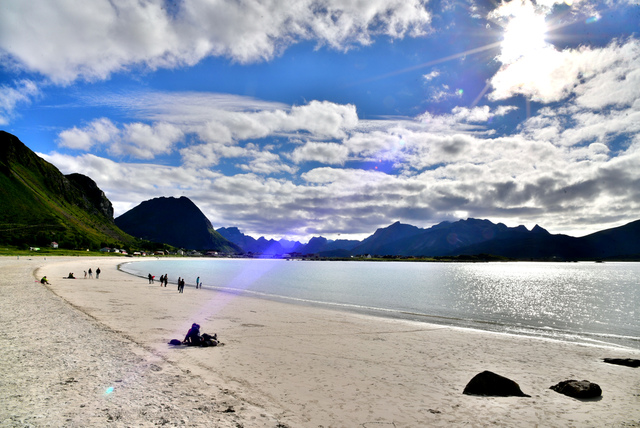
[500,9,548,64]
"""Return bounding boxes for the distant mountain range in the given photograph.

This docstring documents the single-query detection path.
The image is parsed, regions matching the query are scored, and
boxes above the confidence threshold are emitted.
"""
[218,218,640,260]
[2,130,639,260]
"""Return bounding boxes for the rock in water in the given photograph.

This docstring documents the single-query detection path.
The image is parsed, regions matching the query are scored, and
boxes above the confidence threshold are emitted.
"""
[463,371,530,397]
[603,358,640,368]
[550,380,602,399]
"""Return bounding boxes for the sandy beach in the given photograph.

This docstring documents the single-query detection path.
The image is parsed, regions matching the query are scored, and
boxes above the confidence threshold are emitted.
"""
[1,257,639,427]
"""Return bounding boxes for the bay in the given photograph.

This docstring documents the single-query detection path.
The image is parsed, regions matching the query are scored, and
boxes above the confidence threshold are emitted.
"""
[120,259,639,349]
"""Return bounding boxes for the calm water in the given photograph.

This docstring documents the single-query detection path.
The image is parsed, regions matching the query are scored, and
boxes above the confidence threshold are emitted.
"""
[120,259,640,349]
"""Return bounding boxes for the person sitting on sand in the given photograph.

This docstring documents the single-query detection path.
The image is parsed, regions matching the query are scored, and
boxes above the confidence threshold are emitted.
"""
[183,323,202,345]
[68,272,75,279]
[40,276,49,284]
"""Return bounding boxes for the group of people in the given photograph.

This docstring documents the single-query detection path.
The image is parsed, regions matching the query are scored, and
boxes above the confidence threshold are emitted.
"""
[156,274,169,287]
[147,274,202,292]
[83,267,100,279]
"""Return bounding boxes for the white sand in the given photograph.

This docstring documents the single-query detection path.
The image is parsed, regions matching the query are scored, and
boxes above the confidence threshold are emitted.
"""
[2,256,639,427]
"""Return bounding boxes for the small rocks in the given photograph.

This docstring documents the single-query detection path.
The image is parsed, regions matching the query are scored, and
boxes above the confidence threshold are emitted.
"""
[550,380,602,399]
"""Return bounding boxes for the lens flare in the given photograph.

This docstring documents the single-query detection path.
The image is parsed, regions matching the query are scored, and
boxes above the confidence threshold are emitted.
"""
[585,15,600,24]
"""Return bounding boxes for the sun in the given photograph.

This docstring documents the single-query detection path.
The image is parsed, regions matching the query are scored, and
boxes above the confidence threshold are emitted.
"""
[498,5,549,64]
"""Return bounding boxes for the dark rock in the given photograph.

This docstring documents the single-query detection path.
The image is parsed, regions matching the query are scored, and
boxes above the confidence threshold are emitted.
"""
[550,380,602,399]
[463,371,530,397]
[603,358,640,368]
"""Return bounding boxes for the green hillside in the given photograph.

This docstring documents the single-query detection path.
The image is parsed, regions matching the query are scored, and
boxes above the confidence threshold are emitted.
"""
[0,131,142,250]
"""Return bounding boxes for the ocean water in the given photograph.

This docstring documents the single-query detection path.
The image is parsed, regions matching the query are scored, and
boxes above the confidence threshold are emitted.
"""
[119,259,640,349]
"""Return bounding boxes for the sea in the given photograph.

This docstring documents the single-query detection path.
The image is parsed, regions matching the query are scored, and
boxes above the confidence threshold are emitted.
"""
[119,259,640,350]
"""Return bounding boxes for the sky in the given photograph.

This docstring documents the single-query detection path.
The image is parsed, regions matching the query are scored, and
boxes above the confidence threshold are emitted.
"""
[1,0,639,242]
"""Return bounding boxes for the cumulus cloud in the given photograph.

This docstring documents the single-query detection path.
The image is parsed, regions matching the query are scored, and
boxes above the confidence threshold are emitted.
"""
[57,93,359,169]
[290,141,350,165]
[238,144,298,175]
[0,0,431,84]
[57,118,184,159]
[58,118,119,150]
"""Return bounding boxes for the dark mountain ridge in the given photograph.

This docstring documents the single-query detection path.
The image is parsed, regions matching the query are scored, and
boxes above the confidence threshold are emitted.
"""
[221,218,640,260]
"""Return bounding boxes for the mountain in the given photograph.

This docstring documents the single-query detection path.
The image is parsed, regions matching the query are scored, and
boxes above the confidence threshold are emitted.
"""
[579,219,640,259]
[350,221,424,255]
[221,217,640,260]
[0,131,136,249]
[116,196,240,252]
[392,219,545,257]
[303,236,362,255]
[217,227,363,255]
[217,226,303,254]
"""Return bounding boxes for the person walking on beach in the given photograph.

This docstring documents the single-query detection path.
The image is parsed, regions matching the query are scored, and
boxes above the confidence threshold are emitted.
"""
[196,276,200,289]
[96,268,101,279]
[84,270,87,279]
[164,274,168,287]
[159,274,164,286]
[88,268,93,278]
[148,273,153,284]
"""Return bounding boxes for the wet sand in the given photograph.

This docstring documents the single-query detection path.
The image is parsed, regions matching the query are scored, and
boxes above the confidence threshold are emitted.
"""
[1,256,639,427]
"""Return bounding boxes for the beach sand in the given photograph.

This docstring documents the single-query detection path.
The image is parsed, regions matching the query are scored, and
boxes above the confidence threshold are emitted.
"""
[1,257,639,427]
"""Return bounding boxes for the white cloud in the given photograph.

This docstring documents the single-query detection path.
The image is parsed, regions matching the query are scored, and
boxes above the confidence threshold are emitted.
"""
[290,141,350,165]
[57,118,184,159]
[422,70,440,81]
[57,94,360,170]
[0,80,39,125]
[451,105,517,123]
[58,118,119,150]
[119,122,184,159]
[237,143,298,175]
[0,0,431,84]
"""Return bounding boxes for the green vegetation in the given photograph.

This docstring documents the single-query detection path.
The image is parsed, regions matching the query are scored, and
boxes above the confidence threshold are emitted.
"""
[0,131,171,253]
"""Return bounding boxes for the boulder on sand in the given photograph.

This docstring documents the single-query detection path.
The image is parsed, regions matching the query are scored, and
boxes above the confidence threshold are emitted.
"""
[603,358,640,368]
[550,380,602,399]
[463,371,530,397]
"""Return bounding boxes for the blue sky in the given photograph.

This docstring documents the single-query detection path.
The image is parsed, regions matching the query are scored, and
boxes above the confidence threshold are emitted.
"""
[1,0,639,241]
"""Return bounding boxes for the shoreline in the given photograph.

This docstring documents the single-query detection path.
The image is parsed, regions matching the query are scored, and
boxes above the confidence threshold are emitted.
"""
[118,257,640,351]
[2,256,639,427]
